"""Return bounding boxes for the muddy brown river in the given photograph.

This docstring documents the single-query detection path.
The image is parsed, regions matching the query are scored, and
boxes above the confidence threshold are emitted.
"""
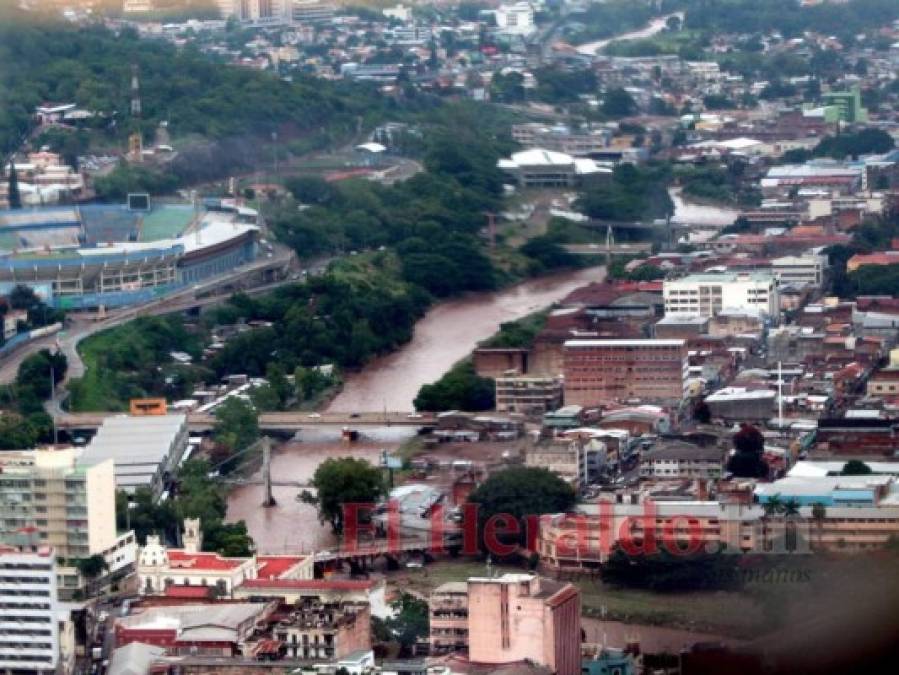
[327,265,606,412]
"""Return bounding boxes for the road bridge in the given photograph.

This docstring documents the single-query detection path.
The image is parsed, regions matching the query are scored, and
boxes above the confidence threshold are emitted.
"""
[53,410,434,432]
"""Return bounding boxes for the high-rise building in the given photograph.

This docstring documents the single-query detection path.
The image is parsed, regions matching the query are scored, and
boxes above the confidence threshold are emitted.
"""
[230,0,290,24]
[467,574,580,675]
[0,448,136,598]
[563,339,689,406]
[0,543,59,674]
[291,0,336,24]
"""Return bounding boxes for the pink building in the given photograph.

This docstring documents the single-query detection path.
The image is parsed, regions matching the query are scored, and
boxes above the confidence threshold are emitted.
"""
[467,573,580,675]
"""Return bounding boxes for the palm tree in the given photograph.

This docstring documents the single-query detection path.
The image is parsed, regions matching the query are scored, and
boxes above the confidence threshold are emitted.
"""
[782,498,800,518]
[761,494,784,552]
[811,502,827,551]
[782,498,801,552]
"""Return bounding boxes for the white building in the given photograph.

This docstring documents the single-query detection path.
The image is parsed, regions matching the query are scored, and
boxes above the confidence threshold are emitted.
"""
[0,543,59,674]
[494,2,535,36]
[78,414,188,497]
[498,148,612,188]
[138,519,313,597]
[663,272,779,318]
[0,448,137,599]
[219,0,291,25]
[770,252,828,287]
[122,0,154,13]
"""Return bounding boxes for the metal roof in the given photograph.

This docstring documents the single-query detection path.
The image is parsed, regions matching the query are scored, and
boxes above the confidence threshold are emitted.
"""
[78,415,186,488]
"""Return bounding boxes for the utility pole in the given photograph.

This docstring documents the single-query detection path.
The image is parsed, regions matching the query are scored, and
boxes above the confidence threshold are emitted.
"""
[261,437,276,508]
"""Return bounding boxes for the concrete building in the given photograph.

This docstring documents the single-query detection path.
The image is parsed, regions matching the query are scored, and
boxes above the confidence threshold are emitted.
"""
[821,86,868,123]
[663,272,779,318]
[234,578,390,619]
[563,339,689,406]
[498,149,612,188]
[511,124,611,157]
[274,602,371,660]
[115,602,275,656]
[704,387,776,422]
[138,520,313,597]
[495,376,563,415]
[867,369,899,397]
[770,253,827,287]
[0,543,59,674]
[494,2,535,36]
[639,443,726,480]
[467,573,580,675]
[0,447,136,595]
[78,414,188,497]
[429,582,468,655]
[290,0,336,24]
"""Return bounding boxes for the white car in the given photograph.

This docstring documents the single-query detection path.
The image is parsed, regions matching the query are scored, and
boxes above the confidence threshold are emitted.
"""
[307,413,322,419]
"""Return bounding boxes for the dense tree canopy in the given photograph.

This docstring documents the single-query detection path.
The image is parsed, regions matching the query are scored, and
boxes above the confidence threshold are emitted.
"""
[414,361,495,412]
[467,466,576,554]
[307,457,386,533]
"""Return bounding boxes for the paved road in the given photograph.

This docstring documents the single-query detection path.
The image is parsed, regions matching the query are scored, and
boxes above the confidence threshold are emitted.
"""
[54,410,435,431]
[0,248,296,386]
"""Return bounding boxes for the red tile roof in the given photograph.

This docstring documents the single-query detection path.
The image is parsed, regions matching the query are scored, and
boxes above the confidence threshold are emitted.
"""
[167,550,246,571]
[239,578,374,591]
[255,555,308,580]
[164,585,213,599]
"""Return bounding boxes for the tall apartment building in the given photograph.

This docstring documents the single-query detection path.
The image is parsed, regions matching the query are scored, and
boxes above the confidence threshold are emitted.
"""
[291,0,336,24]
[219,0,290,24]
[0,543,59,674]
[663,272,779,318]
[468,574,580,675]
[429,582,468,655]
[0,448,136,598]
[563,339,689,406]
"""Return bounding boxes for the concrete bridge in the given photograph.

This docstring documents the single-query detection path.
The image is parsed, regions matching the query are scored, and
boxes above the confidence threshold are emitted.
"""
[53,410,435,433]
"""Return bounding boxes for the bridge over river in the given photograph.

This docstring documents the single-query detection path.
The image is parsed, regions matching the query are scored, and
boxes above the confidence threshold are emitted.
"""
[53,410,435,433]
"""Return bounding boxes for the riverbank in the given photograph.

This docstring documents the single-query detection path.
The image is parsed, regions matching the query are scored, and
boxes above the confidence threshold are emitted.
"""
[327,265,605,412]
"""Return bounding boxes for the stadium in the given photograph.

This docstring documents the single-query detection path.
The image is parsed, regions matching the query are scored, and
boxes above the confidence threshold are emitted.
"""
[0,198,259,310]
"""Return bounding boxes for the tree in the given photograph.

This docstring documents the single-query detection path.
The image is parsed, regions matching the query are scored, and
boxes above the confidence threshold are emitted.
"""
[385,593,429,656]
[7,162,21,209]
[413,361,494,412]
[213,397,259,454]
[841,460,872,475]
[16,349,67,401]
[520,235,577,272]
[726,423,769,478]
[306,457,386,533]
[602,88,637,118]
[467,466,575,554]
[601,543,741,591]
[74,554,108,582]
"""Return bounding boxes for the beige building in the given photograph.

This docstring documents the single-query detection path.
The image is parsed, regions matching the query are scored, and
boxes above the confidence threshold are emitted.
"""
[429,582,468,655]
[495,376,563,415]
[467,574,581,675]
